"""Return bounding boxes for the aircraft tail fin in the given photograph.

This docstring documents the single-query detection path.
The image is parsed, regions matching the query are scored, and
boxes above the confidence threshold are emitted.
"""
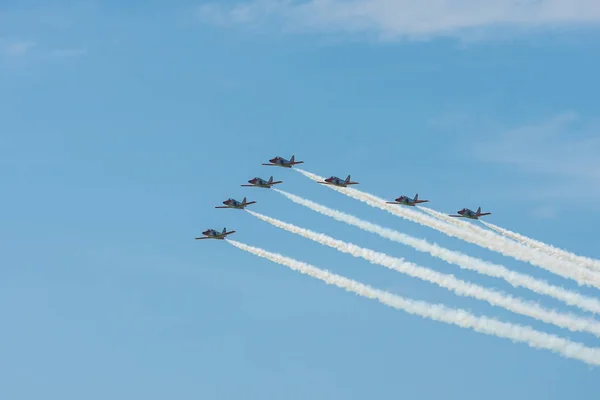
[242,196,247,204]
[345,175,351,183]
[414,193,419,201]
[476,207,482,215]
[290,155,295,162]
[222,227,227,234]
[269,176,273,183]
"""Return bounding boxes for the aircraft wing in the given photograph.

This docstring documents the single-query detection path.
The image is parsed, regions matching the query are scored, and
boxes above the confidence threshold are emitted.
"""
[345,182,359,185]
[240,184,256,187]
[289,161,304,165]
[414,200,429,204]
[386,201,400,204]
[270,181,283,185]
[215,206,229,208]
[223,230,236,236]
[478,212,492,216]
[244,201,257,205]
[195,237,210,240]
[448,215,463,217]
[261,163,278,166]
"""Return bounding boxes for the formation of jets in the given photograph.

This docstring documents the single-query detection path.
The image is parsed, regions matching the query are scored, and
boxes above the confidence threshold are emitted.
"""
[196,155,492,240]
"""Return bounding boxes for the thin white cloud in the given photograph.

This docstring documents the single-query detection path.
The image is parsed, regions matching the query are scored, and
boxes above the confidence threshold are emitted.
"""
[471,112,600,204]
[50,46,88,57]
[531,205,559,220]
[1,40,36,57]
[196,0,600,39]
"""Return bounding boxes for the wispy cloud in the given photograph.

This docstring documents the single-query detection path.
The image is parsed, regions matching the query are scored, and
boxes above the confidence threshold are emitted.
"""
[531,205,559,220]
[471,112,600,204]
[0,39,36,57]
[50,46,88,58]
[195,0,600,39]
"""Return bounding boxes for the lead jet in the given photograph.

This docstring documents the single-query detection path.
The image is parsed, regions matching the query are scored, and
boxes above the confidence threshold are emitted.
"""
[449,207,491,219]
[195,227,236,240]
[318,175,359,187]
[215,197,256,209]
[386,193,429,206]
[262,155,304,168]
[241,176,283,188]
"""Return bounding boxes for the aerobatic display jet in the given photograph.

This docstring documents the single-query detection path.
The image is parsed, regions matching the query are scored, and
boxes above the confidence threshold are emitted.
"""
[241,176,283,188]
[195,228,236,240]
[386,193,429,206]
[262,155,304,168]
[215,197,256,209]
[318,175,359,187]
[449,207,491,219]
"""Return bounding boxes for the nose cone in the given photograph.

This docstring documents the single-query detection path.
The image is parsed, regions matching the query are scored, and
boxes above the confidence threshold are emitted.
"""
[202,230,209,235]
[458,209,464,214]
[325,177,332,182]
[269,158,277,163]
[223,200,228,204]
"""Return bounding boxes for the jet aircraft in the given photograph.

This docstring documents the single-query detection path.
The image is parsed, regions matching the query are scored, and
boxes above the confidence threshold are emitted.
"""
[262,155,304,168]
[318,175,359,187]
[241,176,283,188]
[195,227,236,240]
[449,207,491,219]
[386,193,429,206]
[215,197,256,209]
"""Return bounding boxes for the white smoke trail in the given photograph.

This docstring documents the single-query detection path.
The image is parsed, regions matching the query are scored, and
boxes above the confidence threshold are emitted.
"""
[296,168,600,289]
[227,239,600,366]
[273,188,600,315]
[422,206,600,275]
[247,209,600,338]
[481,220,600,273]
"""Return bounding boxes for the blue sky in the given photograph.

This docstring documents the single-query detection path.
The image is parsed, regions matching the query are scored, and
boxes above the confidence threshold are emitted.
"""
[1,0,600,398]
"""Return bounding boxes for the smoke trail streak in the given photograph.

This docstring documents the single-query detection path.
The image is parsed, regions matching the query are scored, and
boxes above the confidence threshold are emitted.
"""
[273,188,600,314]
[481,220,600,273]
[247,209,600,337]
[295,168,600,289]
[227,239,600,366]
